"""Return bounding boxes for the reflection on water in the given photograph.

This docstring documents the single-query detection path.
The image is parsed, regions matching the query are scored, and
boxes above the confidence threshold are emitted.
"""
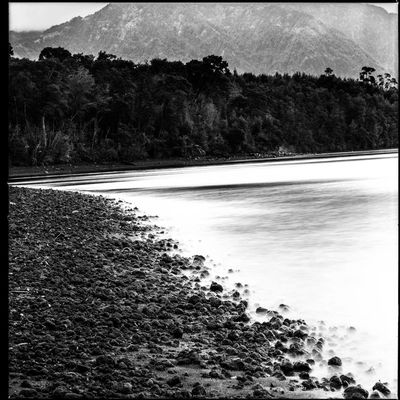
[15,153,398,394]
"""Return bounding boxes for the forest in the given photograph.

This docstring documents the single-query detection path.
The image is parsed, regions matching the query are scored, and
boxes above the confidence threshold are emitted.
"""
[8,45,398,166]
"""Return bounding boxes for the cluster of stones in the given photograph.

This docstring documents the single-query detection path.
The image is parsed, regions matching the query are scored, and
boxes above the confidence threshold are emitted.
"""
[8,187,392,399]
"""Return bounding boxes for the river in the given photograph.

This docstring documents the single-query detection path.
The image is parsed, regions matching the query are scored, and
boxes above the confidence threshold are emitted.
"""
[13,152,398,395]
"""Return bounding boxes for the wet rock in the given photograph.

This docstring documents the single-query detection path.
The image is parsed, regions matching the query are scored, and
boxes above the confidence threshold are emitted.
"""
[328,356,342,366]
[279,304,290,312]
[372,382,390,396]
[280,361,294,376]
[340,374,356,387]
[330,375,342,390]
[293,329,308,339]
[302,379,317,390]
[293,361,311,372]
[193,255,205,264]
[343,385,369,399]
[210,282,223,293]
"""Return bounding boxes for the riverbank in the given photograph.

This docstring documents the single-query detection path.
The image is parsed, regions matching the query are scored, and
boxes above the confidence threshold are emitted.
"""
[8,148,398,181]
[9,187,388,399]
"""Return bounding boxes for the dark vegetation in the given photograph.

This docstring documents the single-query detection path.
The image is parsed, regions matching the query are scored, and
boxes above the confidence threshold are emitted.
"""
[8,45,398,166]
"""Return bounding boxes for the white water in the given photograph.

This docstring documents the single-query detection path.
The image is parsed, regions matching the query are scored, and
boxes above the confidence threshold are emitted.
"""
[15,153,398,395]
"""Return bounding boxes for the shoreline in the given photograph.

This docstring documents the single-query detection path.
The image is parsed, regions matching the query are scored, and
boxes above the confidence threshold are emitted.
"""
[8,148,398,181]
[8,186,389,399]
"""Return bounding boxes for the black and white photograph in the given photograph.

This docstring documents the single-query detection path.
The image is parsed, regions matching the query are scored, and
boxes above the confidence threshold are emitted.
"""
[8,2,398,399]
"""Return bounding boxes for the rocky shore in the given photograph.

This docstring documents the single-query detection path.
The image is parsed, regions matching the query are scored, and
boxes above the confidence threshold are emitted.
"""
[8,187,392,399]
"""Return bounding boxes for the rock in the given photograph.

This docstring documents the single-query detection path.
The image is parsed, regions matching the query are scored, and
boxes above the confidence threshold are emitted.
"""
[221,357,246,371]
[119,382,133,394]
[234,312,250,323]
[227,331,240,341]
[171,327,183,339]
[372,382,390,396]
[167,375,181,387]
[210,282,223,293]
[302,379,317,390]
[193,255,205,264]
[192,383,206,396]
[330,375,342,390]
[280,361,294,376]
[370,390,383,399]
[299,372,309,380]
[293,361,311,372]
[343,385,369,399]
[177,349,201,365]
[328,356,342,366]
[293,329,308,339]
[279,304,290,312]
[340,374,356,387]
[255,307,268,314]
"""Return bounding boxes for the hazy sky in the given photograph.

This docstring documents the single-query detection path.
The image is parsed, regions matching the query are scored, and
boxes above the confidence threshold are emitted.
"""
[9,2,398,32]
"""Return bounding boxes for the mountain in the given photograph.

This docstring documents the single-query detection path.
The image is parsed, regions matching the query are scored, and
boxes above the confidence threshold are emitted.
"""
[9,2,396,78]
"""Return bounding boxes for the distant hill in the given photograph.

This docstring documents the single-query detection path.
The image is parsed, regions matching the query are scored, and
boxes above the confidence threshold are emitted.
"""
[9,2,397,78]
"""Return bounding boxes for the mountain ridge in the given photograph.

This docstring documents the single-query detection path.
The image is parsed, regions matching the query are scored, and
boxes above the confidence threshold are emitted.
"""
[9,2,397,78]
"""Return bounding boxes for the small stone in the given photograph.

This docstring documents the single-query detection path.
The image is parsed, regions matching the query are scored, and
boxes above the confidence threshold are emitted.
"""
[293,361,311,372]
[372,382,390,396]
[280,361,294,376]
[343,385,369,399]
[120,382,133,394]
[299,372,309,380]
[210,281,223,293]
[330,375,342,390]
[171,327,183,339]
[328,356,342,366]
[234,312,250,323]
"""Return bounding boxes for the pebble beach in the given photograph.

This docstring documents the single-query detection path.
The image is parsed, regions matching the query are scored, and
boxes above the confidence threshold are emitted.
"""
[8,186,393,399]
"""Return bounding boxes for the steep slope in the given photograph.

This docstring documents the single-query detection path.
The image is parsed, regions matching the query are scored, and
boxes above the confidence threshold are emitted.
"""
[9,3,388,77]
[286,3,398,76]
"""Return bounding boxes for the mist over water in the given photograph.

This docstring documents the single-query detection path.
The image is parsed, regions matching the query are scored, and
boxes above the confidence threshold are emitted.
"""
[17,154,398,394]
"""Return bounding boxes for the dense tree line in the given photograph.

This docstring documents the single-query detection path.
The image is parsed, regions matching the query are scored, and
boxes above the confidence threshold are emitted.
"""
[8,46,398,166]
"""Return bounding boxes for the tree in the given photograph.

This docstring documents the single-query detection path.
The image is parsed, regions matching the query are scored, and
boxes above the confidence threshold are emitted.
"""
[39,47,72,62]
[97,51,117,62]
[324,67,333,76]
[9,42,14,57]
[359,66,376,85]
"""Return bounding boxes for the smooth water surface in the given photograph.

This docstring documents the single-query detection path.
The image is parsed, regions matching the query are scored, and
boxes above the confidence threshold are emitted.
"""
[15,153,398,394]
